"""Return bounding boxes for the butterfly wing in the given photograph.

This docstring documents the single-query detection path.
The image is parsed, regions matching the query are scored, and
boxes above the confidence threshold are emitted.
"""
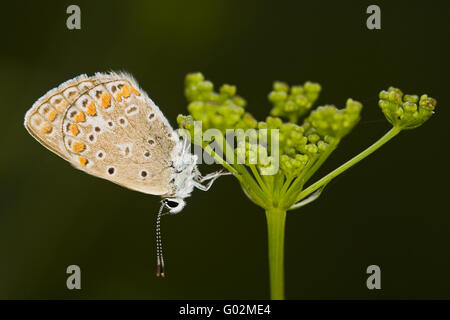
[24,74,95,161]
[24,72,177,196]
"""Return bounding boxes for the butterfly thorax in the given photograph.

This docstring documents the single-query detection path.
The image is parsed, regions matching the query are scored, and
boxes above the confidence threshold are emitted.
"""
[166,137,199,200]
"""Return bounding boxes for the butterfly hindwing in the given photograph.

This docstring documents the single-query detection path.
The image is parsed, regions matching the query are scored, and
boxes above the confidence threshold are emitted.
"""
[24,74,99,161]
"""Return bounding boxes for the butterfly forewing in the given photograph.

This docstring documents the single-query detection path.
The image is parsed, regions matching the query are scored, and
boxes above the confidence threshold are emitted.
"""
[25,72,177,196]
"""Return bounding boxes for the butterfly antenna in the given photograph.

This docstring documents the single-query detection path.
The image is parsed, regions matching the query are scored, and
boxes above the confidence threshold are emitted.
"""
[156,201,166,277]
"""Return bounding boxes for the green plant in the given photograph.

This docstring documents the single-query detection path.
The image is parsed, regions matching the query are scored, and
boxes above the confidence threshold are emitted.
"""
[177,73,436,300]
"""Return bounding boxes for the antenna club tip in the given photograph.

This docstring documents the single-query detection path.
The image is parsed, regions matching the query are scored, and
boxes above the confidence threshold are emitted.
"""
[156,271,166,277]
[156,261,166,278]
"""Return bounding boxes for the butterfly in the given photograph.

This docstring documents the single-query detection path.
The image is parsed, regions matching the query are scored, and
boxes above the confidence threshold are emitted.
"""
[24,72,230,277]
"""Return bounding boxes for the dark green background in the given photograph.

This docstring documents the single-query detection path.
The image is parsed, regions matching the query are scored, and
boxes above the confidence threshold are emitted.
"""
[0,0,448,299]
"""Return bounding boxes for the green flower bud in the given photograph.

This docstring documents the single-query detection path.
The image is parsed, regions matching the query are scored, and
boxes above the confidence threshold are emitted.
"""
[307,134,320,144]
[185,72,204,86]
[273,81,289,92]
[176,114,194,129]
[198,80,213,92]
[233,96,247,107]
[404,94,419,103]
[220,84,237,97]
[290,85,303,95]
[317,140,329,152]
[265,116,283,128]
[268,91,288,103]
[176,114,195,139]
[304,81,321,102]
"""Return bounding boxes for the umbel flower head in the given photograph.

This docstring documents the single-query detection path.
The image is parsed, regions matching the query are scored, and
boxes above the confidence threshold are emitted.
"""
[178,73,436,210]
[379,87,436,129]
[178,73,370,209]
[177,72,436,300]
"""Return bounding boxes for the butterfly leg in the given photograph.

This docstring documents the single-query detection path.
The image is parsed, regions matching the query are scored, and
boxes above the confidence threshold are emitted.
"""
[181,135,190,152]
[193,170,231,191]
[197,169,232,183]
[193,178,218,191]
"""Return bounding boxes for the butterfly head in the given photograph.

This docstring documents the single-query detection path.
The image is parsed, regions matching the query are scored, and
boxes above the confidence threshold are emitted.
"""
[162,197,185,214]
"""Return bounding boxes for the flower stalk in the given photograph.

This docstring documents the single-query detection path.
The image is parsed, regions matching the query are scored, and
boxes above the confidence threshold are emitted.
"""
[266,207,286,300]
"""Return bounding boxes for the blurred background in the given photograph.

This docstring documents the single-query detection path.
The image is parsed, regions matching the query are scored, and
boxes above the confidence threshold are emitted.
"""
[0,0,448,299]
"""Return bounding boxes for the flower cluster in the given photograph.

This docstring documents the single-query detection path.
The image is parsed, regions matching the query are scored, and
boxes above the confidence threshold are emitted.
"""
[268,81,321,123]
[379,87,436,130]
[176,73,437,301]
[177,73,369,209]
[178,74,436,210]
[179,73,257,133]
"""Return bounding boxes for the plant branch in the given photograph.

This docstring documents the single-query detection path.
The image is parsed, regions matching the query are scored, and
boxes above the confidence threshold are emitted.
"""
[295,126,402,203]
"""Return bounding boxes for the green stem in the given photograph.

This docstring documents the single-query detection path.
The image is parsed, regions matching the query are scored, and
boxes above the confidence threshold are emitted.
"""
[279,176,294,198]
[250,164,269,195]
[237,165,269,207]
[281,141,338,207]
[203,143,239,176]
[265,207,286,300]
[202,138,269,207]
[296,126,401,202]
[302,139,339,184]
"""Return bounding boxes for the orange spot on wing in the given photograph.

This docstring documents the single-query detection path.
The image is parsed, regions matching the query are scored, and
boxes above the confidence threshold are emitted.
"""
[116,92,122,102]
[101,93,111,108]
[33,118,42,126]
[41,123,52,134]
[131,87,141,96]
[86,101,97,116]
[70,123,79,136]
[75,111,86,123]
[47,109,57,122]
[72,142,85,153]
[78,157,88,166]
[122,84,131,98]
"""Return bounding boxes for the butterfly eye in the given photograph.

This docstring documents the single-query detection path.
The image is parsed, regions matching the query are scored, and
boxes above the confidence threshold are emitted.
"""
[165,199,179,209]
